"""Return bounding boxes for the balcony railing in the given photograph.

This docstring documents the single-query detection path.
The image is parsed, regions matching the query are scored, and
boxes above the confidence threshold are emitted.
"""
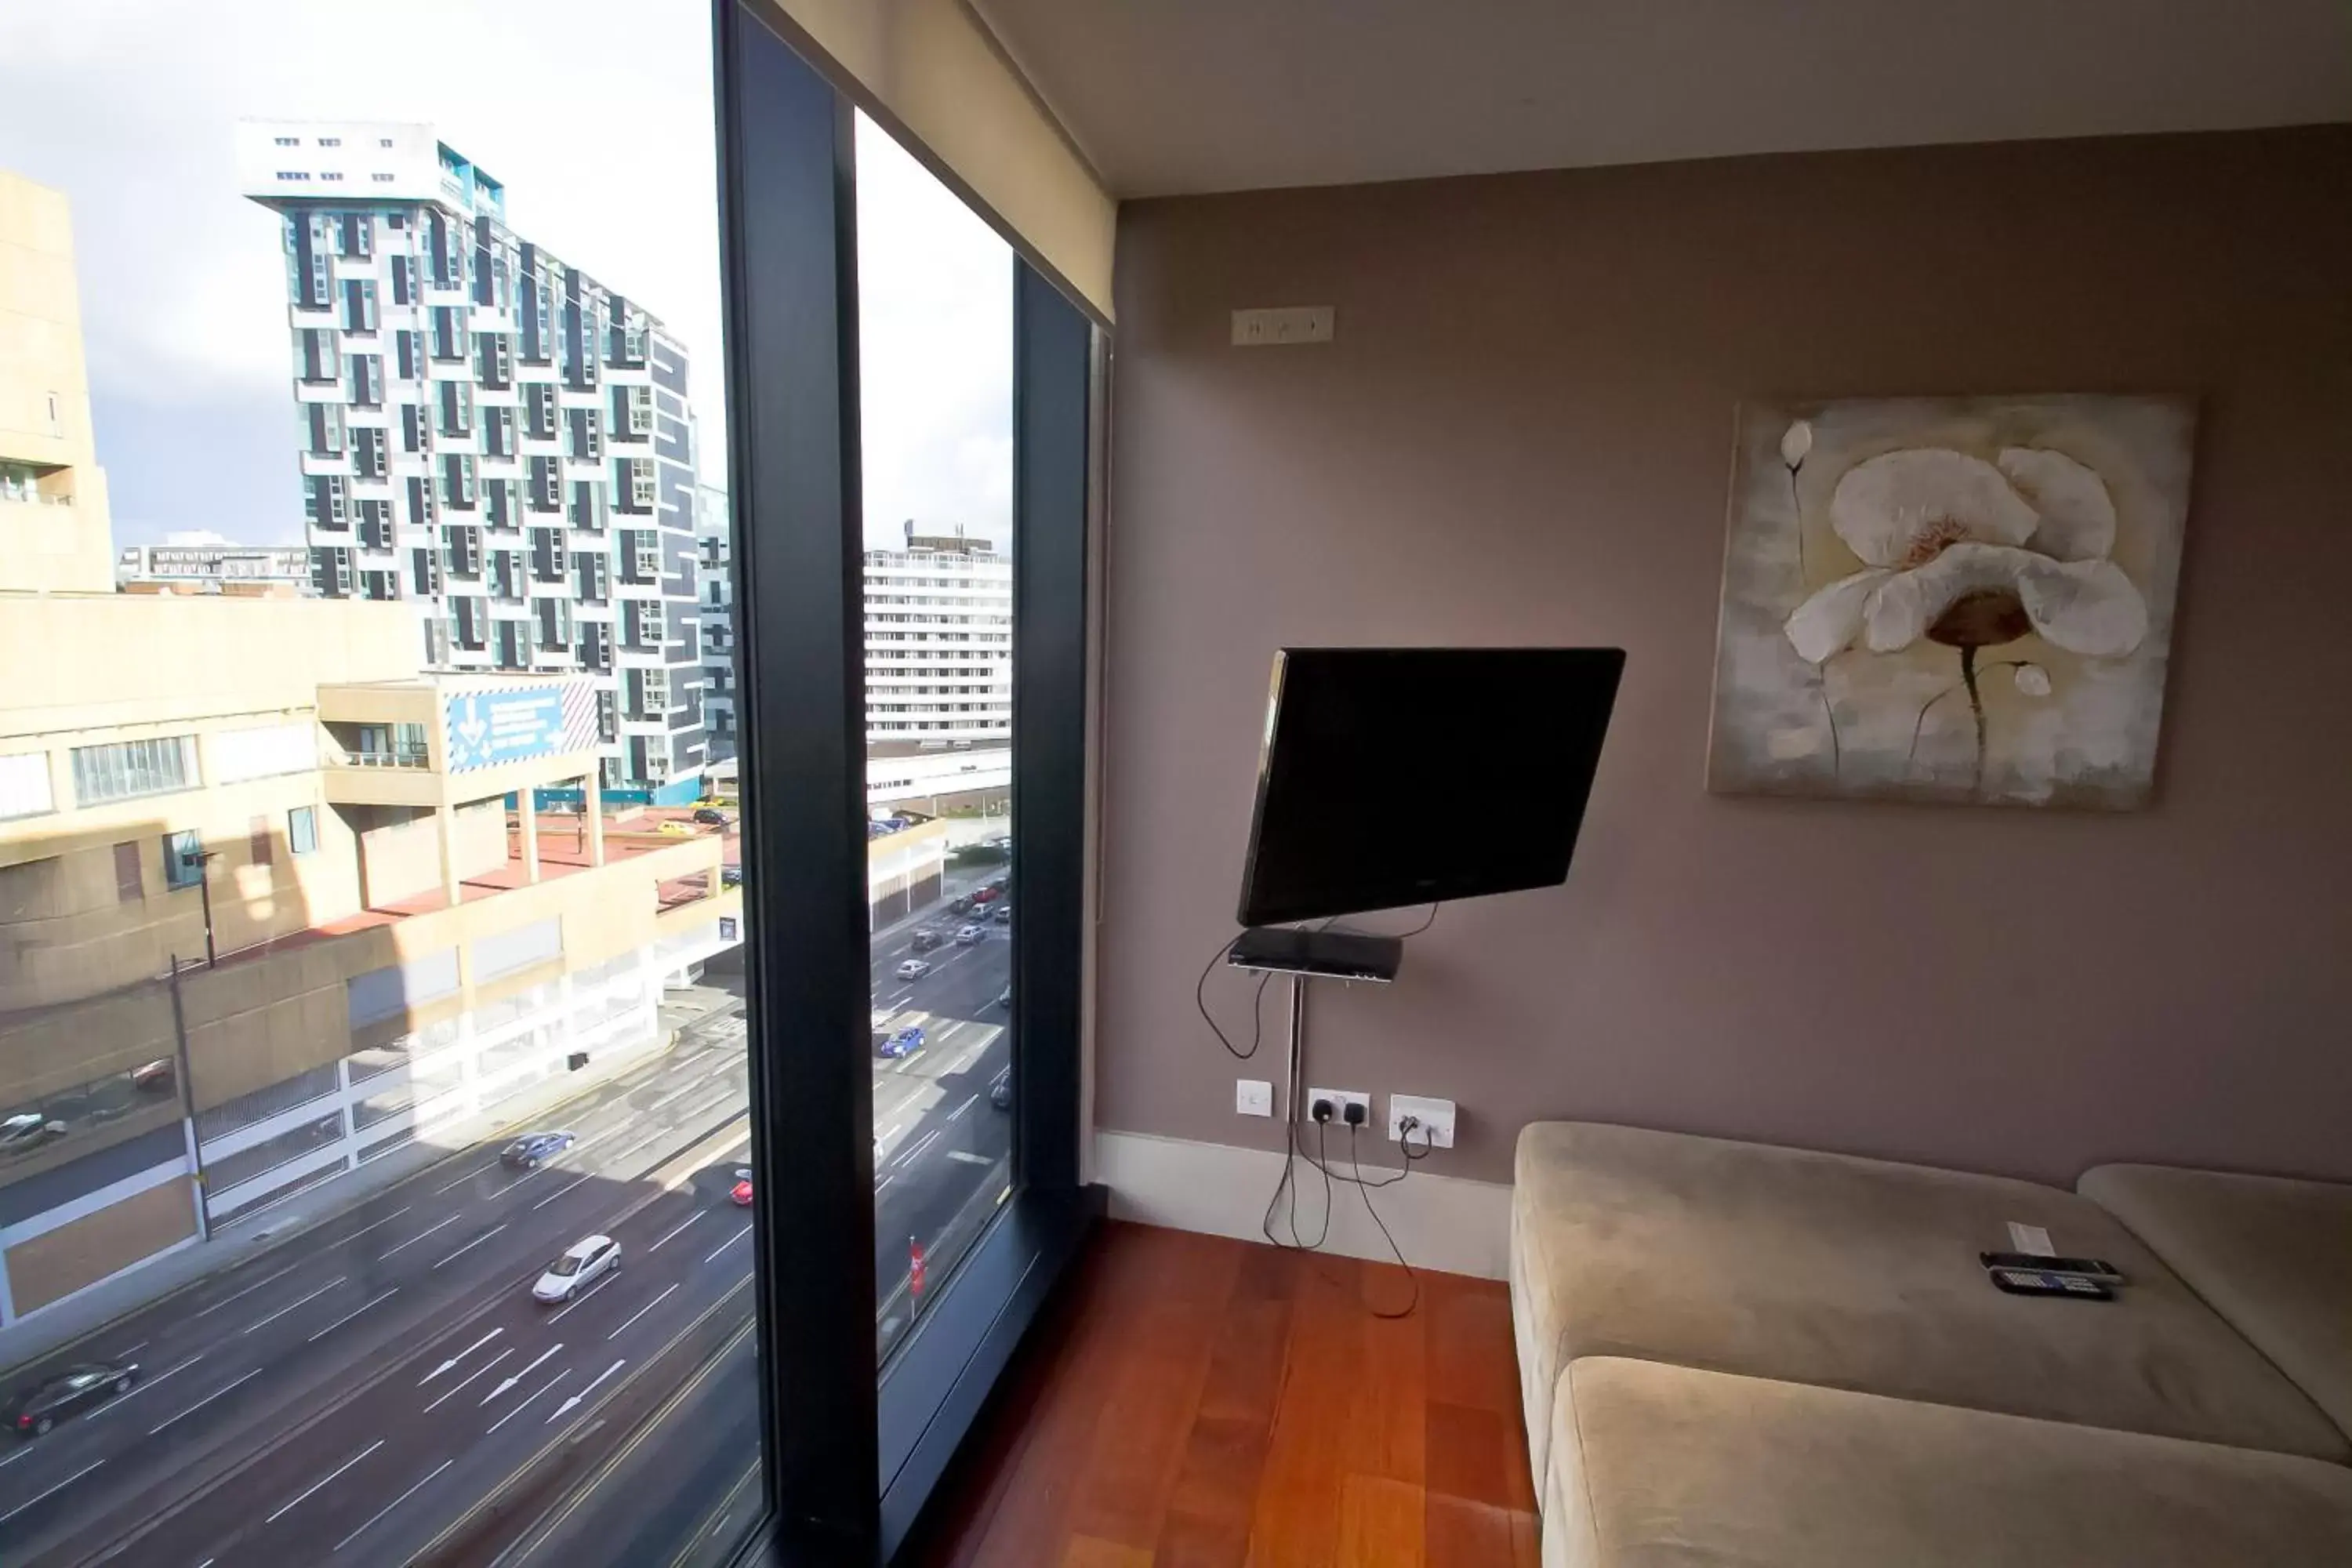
[334,743,433,770]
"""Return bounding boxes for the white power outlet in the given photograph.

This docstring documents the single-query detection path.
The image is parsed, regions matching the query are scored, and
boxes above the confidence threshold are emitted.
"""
[1236,1079,1273,1118]
[1304,1086,1372,1127]
[1388,1094,1457,1150]
[1231,305,1335,347]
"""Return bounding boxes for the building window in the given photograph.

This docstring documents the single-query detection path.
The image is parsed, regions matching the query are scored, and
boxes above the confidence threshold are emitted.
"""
[250,815,274,866]
[318,136,341,147]
[71,735,198,806]
[289,805,318,856]
[371,172,395,183]
[273,135,299,147]
[113,840,143,902]
[162,829,204,891]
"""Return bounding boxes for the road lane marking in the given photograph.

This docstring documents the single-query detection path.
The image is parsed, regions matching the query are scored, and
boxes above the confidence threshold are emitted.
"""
[192,1261,303,1318]
[546,1359,626,1424]
[948,1150,994,1165]
[543,1274,618,1323]
[419,1327,503,1385]
[948,1094,978,1121]
[702,1224,752,1265]
[891,1049,929,1074]
[244,1279,345,1334]
[378,1212,463,1258]
[147,1366,263,1435]
[332,1457,453,1553]
[481,1344,562,1405]
[647,1210,705,1252]
[432,1222,508,1269]
[265,1438,383,1523]
[485,1369,568,1435]
[608,1129,668,1166]
[423,1346,510,1413]
[875,1174,895,1193]
[114,1340,150,1358]
[607,1283,679,1339]
[642,1079,705,1116]
[893,1129,942,1168]
[878,1120,906,1143]
[0,1459,104,1526]
[307,1287,399,1343]
[429,1160,495,1196]
[336,1205,412,1247]
[530,1172,594,1211]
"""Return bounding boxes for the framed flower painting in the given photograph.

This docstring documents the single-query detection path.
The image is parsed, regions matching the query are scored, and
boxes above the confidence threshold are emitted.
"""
[1707,394,2194,809]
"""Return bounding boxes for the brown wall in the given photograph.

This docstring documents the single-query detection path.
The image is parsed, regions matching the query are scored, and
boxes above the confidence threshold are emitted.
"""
[4,1176,196,1313]
[1102,126,2352,1187]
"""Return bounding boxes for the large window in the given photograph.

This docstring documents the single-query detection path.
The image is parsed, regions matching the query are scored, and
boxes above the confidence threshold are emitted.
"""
[0,7,1095,1566]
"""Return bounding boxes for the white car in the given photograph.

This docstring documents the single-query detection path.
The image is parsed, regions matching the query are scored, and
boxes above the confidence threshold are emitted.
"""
[895,959,931,981]
[532,1234,621,1303]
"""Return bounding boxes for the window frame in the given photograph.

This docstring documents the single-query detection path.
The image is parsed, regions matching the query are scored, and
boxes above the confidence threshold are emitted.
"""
[716,6,1105,1560]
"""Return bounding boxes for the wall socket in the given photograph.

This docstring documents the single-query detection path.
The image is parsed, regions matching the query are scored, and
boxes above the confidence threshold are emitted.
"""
[1304,1087,1371,1126]
[1235,1079,1273,1118]
[1388,1094,1457,1149]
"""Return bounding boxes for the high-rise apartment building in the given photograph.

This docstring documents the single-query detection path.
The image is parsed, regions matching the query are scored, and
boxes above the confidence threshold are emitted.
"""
[238,122,706,803]
[862,524,1014,749]
[695,483,737,764]
[0,171,114,594]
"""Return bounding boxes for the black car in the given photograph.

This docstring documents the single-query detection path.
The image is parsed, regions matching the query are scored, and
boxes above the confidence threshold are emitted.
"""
[721,864,743,888]
[692,807,732,826]
[909,930,943,953]
[989,1069,1013,1112]
[499,1130,577,1169]
[948,895,976,916]
[5,1360,137,1437]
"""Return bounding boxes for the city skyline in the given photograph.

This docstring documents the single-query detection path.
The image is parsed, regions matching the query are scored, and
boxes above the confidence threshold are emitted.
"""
[0,0,1014,553]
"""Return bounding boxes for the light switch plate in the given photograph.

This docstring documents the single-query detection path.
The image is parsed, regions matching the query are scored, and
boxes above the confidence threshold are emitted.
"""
[1231,306,1335,347]
[1236,1079,1273,1118]
[1388,1094,1457,1149]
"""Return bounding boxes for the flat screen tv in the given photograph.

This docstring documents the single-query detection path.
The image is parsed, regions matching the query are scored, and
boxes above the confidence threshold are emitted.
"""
[1236,647,1624,928]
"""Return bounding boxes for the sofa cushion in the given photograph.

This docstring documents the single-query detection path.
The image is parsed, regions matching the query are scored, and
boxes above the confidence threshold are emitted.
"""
[1541,1356,2352,1568]
[2080,1163,2352,1443]
[1512,1122,2347,1483]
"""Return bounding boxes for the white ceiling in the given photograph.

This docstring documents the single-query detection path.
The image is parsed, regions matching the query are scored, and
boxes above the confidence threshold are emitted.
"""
[972,0,2352,198]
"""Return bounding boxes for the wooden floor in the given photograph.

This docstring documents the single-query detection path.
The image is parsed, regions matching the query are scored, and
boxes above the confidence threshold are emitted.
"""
[903,1221,1540,1568]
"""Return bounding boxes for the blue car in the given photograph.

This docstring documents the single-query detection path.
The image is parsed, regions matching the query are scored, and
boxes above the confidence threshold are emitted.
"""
[500,1130,577,1169]
[877,1026,924,1059]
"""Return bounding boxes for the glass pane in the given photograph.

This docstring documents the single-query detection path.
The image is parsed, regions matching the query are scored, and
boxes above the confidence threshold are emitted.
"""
[856,114,1018,1361]
[0,5,758,1563]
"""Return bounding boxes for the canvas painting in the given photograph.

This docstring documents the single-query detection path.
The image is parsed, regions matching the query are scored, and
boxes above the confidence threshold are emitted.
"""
[1708,394,2195,809]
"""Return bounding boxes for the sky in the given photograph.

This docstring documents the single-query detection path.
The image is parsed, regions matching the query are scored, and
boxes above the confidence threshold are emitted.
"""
[0,0,1011,552]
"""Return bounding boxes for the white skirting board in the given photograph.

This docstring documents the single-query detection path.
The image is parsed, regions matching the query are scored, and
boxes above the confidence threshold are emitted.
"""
[1093,1129,1513,1280]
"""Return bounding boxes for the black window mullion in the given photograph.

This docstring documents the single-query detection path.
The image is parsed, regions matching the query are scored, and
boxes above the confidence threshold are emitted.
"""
[1009,263,1093,1196]
[717,2,877,1560]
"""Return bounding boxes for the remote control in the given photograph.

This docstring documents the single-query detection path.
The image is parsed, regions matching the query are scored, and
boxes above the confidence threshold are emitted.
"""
[1990,1267,2113,1301]
[1980,1250,2125,1284]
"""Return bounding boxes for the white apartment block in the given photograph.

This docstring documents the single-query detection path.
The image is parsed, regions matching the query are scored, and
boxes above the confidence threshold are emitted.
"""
[238,122,707,802]
[862,524,1012,747]
[695,482,736,763]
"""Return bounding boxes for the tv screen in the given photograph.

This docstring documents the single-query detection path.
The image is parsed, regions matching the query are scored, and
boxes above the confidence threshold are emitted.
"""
[1236,647,1624,927]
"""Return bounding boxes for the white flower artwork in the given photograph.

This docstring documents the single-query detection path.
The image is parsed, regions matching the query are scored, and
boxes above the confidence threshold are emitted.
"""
[1708,395,2195,808]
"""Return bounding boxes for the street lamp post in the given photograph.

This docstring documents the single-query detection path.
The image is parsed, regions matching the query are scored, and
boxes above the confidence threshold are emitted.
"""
[194,849,222,967]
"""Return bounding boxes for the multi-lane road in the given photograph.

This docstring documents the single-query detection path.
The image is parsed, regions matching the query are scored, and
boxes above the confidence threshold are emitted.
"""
[0,900,1014,1567]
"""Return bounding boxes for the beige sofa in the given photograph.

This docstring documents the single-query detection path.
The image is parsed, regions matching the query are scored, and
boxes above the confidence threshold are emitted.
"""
[1510,1122,2352,1566]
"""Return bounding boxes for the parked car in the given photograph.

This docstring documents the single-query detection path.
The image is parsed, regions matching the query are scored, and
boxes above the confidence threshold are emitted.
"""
[532,1235,620,1303]
[499,1130,578,1170]
[5,1360,137,1437]
[989,1069,1013,1112]
[657,819,699,837]
[971,886,1002,906]
[721,864,743,888]
[894,959,931,982]
[948,895,976,916]
[877,1025,924,1059]
[132,1058,176,1094]
[0,1113,66,1152]
[691,807,732,826]
[909,930,943,953]
[730,1167,754,1207]
[991,904,1013,925]
[955,924,985,946]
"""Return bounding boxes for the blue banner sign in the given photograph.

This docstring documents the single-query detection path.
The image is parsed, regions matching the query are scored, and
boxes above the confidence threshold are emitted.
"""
[444,687,568,772]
